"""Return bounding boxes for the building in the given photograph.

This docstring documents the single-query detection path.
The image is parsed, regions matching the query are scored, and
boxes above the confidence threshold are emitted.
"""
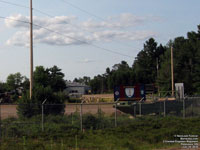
[65,81,91,98]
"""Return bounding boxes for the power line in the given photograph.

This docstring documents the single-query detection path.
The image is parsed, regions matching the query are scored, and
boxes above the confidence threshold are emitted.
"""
[32,8,139,51]
[0,0,29,9]
[0,0,57,19]
[33,25,134,58]
[60,0,139,49]
[0,16,134,58]
[0,16,29,24]
[33,8,52,18]
[39,1,141,50]
[32,9,128,48]
[0,0,139,50]
[61,0,105,21]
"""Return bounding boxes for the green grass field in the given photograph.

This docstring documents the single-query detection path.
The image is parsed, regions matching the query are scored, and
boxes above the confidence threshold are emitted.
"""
[1,114,200,150]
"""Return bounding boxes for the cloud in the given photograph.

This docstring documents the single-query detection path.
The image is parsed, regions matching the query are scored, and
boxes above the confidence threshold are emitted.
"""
[82,13,160,30]
[5,15,89,46]
[4,13,158,47]
[6,31,29,47]
[93,30,156,42]
[5,14,29,28]
[78,58,96,63]
[5,14,77,29]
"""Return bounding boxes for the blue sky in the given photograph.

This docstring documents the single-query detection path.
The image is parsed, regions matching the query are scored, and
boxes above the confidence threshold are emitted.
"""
[0,0,200,82]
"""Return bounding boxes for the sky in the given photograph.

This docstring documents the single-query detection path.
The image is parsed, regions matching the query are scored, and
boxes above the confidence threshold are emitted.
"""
[0,0,200,82]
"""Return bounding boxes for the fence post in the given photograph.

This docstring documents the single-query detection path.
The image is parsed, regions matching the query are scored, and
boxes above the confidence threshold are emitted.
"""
[115,103,117,127]
[138,97,144,117]
[71,113,73,125]
[80,102,83,132]
[134,105,136,117]
[98,103,100,117]
[23,136,27,150]
[76,103,78,112]
[98,103,101,129]
[164,100,166,117]
[42,99,47,132]
[139,103,142,117]
[183,98,185,119]
[115,99,120,127]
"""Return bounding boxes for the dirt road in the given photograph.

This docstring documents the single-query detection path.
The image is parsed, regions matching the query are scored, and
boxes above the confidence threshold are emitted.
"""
[0,104,116,119]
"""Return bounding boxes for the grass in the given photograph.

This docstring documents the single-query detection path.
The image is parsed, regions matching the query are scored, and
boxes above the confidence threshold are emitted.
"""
[0,114,200,150]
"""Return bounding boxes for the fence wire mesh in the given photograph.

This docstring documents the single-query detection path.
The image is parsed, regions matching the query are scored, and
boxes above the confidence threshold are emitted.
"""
[0,97,200,139]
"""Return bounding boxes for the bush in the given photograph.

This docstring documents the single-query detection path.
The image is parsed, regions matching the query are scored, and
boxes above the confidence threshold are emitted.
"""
[83,114,99,129]
[17,65,67,118]
[17,85,65,118]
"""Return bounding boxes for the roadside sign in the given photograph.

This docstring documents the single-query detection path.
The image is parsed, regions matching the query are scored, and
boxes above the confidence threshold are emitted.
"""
[114,84,146,101]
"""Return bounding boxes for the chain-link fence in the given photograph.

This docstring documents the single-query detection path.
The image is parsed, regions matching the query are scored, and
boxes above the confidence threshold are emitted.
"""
[128,97,200,118]
[0,97,200,139]
[0,102,121,138]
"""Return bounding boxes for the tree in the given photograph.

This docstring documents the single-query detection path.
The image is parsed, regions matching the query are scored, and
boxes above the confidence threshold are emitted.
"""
[158,25,200,94]
[0,82,6,93]
[18,65,67,118]
[6,72,24,91]
[17,85,65,118]
[0,82,7,100]
[89,75,102,94]
[89,61,134,93]
[47,66,66,92]
[73,76,91,85]
[157,47,171,92]
[133,38,166,84]
[5,72,29,102]
[33,65,66,92]
[33,66,49,88]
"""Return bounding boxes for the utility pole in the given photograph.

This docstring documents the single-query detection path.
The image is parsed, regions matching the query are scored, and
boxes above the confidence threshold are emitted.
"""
[156,57,160,96]
[101,77,104,94]
[171,46,174,97]
[30,0,33,99]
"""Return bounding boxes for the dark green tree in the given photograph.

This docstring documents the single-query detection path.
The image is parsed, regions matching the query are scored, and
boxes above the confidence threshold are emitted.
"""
[157,45,171,92]
[89,75,103,94]
[158,25,200,94]
[0,82,7,99]
[33,65,66,92]
[89,61,134,93]
[5,72,29,102]
[47,66,66,92]
[133,38,166,84]
[6,72,24,91]
[73,76,91,85]
[17,65,66,118]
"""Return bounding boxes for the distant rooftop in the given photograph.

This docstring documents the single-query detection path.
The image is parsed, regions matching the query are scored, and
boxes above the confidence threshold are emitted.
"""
[65,81,89,87]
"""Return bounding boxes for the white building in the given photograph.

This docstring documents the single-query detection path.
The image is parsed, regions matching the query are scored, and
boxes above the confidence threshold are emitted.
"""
[65,81,91,98]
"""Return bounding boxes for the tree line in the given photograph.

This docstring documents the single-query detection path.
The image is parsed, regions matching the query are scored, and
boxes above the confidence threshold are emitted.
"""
[78,25,200,95]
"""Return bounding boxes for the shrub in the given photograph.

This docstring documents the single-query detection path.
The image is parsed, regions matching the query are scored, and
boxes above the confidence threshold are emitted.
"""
[83,114,99,129]
[17,85,65,118]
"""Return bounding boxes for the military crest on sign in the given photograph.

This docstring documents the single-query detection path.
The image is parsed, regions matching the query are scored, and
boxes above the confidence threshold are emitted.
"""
[125,88,134,98]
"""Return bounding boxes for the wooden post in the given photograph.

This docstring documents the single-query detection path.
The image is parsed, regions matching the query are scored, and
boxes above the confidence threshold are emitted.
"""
[80,103,83,131]
[157,58,160,97]
[30,0,33,99]
[171,46,174,97]
[115,103,117,127]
